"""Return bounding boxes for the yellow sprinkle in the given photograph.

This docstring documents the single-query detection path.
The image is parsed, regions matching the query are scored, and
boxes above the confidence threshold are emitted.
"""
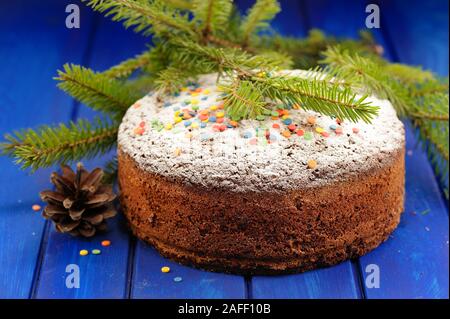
[281,115,289,120]
[191,92,199,97]
[174,117,182,123]
[79,249,89,256]
[161,266,170,273]
[307,159,317,169]
[203,89,210,94]
[174,148,182,156]
[174,110,180,116]
[216,111,225,118]
[209,105,218,111]
[315,127,324,133]
[191,99,199,104]
[191,122,199,129]
[165,123,173,130]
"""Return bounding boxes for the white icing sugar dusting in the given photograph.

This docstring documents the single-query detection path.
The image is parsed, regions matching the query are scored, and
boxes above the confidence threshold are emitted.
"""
[118,73,404,192]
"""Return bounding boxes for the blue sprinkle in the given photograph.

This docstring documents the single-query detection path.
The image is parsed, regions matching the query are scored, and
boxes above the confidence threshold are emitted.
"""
[243,131,252,139]
[209,116,217,122]
[189,111,197,117]
[184,120,192,127]
[173,106,180,111]
[201,96,208,100]
[329,124,337,130]
[164,102,171,108]
[226,123,233,128]
[178,112,184,117]
[174,276,183,283]
[200,122,207,128]
[269,133,277,141]
[283,118,292,125]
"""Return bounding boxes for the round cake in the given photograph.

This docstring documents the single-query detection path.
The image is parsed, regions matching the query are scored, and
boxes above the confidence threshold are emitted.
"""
[117,72,405,274]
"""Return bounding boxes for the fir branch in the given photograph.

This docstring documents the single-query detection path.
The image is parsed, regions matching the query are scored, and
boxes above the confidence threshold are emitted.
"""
[240,0,280,46]
[102,50,151,79]
[250,74,379,123]
[1,118,118,171]
[164,0,193,11]
[55,64,140,119]
[82,0,196,37]
[192,0,232,38]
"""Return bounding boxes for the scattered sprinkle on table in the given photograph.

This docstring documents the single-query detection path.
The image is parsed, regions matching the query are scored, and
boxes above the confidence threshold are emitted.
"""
[92,249,101,255]
[161,266,171,273]
[173,276,183,283]
[79,249,89,256]
[307,159,317,169]
[32,204,41,211]
[101,240,111,247]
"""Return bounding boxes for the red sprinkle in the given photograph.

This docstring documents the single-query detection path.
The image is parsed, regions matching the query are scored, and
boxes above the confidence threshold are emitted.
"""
[352,127,359,134]
[218,124,227,132]
[296,129,304,136]
[335,127,343,135]
[272,123,280,129]
[199,114,209,121]
[139,121,146,128]
[216,117,224,124]
[321,131,330,137]
[287,124,297,131]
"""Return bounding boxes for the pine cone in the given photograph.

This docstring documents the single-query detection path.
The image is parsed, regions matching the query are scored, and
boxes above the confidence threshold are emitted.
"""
[40,163,117,237]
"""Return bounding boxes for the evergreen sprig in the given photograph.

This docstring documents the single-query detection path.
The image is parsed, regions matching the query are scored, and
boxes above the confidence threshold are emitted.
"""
[1,118,118,171]
[56,64,141,119]
[240,0,280,46]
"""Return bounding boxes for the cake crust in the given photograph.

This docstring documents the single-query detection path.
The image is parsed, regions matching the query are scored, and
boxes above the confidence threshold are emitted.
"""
[118,146,404,274]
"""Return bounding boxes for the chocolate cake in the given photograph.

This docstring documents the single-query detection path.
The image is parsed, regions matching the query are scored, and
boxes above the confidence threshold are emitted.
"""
[117,72,405,274]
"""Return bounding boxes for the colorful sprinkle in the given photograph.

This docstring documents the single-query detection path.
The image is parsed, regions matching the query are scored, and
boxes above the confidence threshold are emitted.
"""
[282,130,291,138]
[174,148,182,156]
[184,120,192,127]
[32,204,41,211]
[139,121,146,128]
[209,116,217,122]
[329,124,337,130]
[256,115,266,121]
[315,127,324,133]
[352,127,360,134]
[243,131,252,139]
[304,132,313,140]
[79,249,89,256]
[307,159,317,169]
[335,127,343,135]
[165,123,173,130]
[287,123,297,131]
[134,127,145,135]
[283,118,293,125]
[101,240,111,247]
[272,123,280,129]
[173,276,183,283]
[321,131,330,138]
[307,116,316,125]
[296,129,304,136]
[132,102,141,109]
[161,266,171,273]
[92,249,101,255]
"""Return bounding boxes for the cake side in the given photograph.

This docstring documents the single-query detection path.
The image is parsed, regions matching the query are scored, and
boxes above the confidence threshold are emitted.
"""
[118,145,404,274]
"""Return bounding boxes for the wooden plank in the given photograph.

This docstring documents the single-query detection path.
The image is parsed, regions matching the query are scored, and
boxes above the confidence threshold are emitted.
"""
[358,0,449,299]
[131,242,247,299]
[0,0,96,298]
[306,0,449,298]
[34,13,147,299]
[248,0,364,299]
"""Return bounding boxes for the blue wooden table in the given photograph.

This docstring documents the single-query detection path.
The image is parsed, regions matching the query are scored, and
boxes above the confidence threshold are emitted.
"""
[0,0,448,299]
